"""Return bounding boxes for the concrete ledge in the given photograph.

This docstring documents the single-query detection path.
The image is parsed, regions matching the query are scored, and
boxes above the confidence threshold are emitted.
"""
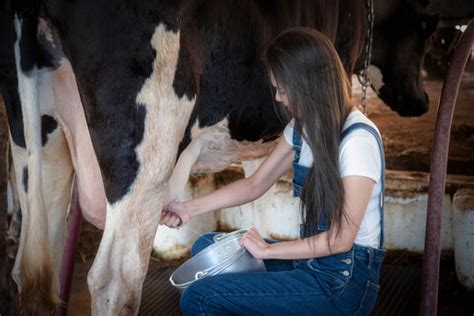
[153,174,217,259]
[153,166,474,260]
[453,188,474,290]
[384,193,453,252]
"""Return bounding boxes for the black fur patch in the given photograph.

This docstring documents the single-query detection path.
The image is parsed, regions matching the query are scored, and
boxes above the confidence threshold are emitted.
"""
[1,84,26,148]
[41,115,58,146]
[22,166,28,193]
[47,1,180,203]
[0,9,26,148]
[16,0,55,73]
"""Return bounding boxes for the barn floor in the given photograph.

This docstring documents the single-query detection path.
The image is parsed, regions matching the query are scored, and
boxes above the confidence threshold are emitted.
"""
[66,58,474,315]
[67,249,474,316]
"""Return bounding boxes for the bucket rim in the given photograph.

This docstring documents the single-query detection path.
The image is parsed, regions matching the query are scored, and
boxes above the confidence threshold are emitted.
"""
[169,247,247,289]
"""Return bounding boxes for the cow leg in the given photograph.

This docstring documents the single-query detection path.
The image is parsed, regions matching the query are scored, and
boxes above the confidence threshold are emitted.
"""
[7,188,22,246]
[49,55,106,314]
[8,142,29,303]
[7,152,22,245]
[52,58,107,231]
[86,25,196,316]
[12,17,54,314]
[11,16,74,314]
[9,112,73,315]
[40,126,74,284]
[11,124,73,288]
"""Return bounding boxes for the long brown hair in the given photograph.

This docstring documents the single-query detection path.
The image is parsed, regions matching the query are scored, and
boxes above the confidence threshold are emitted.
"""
[263,27,352,244]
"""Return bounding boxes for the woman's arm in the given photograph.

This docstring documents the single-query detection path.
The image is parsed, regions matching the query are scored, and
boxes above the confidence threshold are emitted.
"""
[241,175,376,259]
[161,136,294,227]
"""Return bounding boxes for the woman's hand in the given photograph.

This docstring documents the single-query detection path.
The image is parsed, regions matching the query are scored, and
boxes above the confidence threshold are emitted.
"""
[160,201,191,228]
[239,227,271,260]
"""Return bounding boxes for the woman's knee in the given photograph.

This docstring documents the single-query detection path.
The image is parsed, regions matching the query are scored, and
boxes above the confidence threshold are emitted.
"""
[180,278,219,315]
[191,232,219,256]
[180,285,198,315]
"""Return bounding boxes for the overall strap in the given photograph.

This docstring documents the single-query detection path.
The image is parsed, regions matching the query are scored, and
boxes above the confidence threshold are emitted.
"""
[292,127,303,164]
[341,122,385,249]
[291,128,309,198]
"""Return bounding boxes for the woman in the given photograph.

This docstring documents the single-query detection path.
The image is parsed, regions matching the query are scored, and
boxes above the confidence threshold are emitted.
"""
[160,27,385,315]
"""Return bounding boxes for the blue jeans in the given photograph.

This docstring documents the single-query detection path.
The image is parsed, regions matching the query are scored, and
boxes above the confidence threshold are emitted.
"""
[180,233,384,316]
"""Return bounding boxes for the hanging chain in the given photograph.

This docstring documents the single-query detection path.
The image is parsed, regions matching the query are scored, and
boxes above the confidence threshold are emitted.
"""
[358,0,374,114]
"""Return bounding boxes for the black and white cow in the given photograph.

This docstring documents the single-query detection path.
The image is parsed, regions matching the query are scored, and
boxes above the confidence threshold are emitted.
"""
[1,0,440,314]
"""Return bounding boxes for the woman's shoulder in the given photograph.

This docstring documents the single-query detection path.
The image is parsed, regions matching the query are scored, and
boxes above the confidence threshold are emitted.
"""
[342,110,381,140]
[283,119,296,146]
[339,110,382,179]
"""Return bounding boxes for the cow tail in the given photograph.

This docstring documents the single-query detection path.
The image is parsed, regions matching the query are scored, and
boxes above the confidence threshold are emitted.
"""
[13,11,57,315]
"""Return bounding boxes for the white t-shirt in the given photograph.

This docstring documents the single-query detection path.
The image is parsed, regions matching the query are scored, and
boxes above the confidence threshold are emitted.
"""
[283,110,382,248]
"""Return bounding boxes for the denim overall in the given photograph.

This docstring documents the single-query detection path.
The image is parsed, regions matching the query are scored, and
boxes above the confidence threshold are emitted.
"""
[181,123,385,316]
[292,123,386,315]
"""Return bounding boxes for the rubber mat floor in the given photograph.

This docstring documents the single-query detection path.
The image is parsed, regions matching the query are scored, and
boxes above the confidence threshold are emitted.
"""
[139,264,181,316]
[68,252,474,315]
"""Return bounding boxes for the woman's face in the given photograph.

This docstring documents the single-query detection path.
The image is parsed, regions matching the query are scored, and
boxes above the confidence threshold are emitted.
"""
[270,72,289,108]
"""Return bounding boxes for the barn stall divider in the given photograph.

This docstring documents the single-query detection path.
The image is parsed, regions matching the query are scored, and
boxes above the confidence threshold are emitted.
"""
[421,19,473,316]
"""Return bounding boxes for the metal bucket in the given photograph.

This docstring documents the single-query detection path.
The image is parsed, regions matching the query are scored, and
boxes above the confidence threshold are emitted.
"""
[169,229,266,292]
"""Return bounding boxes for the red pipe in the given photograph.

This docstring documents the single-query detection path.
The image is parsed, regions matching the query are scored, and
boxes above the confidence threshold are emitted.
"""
[421,19,473,316]
[56,188,83,316]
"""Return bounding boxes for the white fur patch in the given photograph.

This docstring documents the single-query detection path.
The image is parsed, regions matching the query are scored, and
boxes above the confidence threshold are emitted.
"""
[367,65,385,93]
[38,18,54,43]
[37,69,56,116]
[7,180,15,215]
[190,117,229,140]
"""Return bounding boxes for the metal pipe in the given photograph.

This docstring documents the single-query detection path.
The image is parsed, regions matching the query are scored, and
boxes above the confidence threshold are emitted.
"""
[421,19,473,316]
[56,187,83,316]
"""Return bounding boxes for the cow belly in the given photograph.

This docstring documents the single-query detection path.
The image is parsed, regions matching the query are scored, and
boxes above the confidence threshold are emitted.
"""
[52,59,106,229]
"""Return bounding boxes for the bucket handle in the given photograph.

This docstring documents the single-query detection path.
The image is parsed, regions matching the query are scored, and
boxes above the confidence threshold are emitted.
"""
[195,270,208,280]
[169,267,212,288]
[213,229,249,242]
